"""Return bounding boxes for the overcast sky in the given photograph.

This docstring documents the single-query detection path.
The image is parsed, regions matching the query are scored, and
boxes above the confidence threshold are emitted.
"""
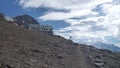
[0,0,120,47]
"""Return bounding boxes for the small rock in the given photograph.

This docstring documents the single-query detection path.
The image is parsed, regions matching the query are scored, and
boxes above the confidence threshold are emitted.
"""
[42,64,48,68]
[57,54,64,59]
[94,62,104,67]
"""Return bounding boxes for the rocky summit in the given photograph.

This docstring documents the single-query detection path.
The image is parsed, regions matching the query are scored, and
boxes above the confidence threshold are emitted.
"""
[14,15,39,28]
[0,14,120,68]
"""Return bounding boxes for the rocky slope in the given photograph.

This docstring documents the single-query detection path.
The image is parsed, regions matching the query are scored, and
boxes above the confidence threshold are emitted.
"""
[0,14,120,68]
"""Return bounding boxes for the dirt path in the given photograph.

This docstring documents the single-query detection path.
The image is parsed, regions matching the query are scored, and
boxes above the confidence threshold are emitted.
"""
[70,45,89,68]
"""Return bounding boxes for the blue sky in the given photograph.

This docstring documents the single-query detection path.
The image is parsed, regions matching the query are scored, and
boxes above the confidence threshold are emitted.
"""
[0,0,69,29]
[0,0,120,47]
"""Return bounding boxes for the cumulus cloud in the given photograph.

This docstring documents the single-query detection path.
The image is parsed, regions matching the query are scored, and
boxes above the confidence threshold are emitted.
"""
[19,0,120,47]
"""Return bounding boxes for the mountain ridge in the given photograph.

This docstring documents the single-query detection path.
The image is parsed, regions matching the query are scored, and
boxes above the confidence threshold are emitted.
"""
[0,13,120,68]
[6,14,120,52]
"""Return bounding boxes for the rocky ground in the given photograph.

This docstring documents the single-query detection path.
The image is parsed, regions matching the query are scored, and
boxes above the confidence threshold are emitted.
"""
[0,14,120,68]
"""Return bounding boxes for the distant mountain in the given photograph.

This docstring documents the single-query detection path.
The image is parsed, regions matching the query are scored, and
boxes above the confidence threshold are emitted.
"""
[93,42,120,52]
[14,15,39,28]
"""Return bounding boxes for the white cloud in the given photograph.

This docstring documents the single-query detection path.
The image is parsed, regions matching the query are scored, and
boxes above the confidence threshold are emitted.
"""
[53,0,120,46]
[19,0,93,10]
[19,0,120,47]
[39,9,98,21]
[19,0,113,10]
